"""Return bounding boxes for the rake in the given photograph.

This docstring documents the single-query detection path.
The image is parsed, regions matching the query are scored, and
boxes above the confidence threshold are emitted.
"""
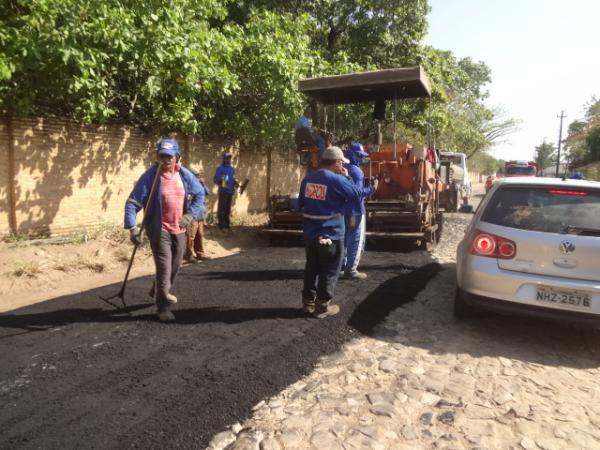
[99,163,161,312]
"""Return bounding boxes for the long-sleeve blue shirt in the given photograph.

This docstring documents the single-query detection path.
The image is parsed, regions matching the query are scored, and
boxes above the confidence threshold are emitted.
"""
[343,164,374,216]
[213,164,236,194]
[299,169,362,240]
[124,164,204,245]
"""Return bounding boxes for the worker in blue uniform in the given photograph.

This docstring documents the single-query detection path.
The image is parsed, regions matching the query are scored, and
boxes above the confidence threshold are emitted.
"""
[213,152,238,232]
[298,146,363,318]
[342,143,377,279]
[294,107,326,157]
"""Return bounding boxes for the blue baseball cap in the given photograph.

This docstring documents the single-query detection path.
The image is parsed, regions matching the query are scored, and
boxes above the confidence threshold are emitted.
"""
[348,143,368,157]
[157,138,180,157]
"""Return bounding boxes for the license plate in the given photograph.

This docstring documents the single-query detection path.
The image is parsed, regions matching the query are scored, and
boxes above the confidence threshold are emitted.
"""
[536,287,591,308]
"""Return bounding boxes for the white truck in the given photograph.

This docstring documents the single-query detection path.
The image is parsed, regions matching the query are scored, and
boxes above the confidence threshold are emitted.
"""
[439,151,472,212]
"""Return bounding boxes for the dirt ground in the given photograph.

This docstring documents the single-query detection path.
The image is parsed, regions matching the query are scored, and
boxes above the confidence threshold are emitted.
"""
[0,223,268,313]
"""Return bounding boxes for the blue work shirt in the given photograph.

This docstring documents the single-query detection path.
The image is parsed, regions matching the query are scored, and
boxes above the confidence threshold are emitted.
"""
[299,169,362,240]
[213,164,236,194]
[294,115,312,130]
[343,164,374,216]
[124,164,204,246]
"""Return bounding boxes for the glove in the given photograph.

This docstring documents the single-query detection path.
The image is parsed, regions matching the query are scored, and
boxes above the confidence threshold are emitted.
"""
[129,227,142,246]
[318,236,333,246]
[179,213,193,230]
[370,177,379,192]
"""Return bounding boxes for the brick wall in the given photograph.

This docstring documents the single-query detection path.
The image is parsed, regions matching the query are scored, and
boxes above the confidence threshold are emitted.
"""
[0,117,303,237]
[0,119,11,235]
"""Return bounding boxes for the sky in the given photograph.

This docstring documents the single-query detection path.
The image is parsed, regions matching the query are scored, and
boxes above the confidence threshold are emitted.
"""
[425,0,600,161]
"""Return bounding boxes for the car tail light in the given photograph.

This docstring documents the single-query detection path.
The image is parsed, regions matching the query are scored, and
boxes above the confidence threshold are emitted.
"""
[469,230,516,259]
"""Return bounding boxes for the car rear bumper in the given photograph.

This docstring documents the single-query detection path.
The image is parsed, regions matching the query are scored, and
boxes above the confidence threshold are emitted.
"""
[460,289,600,324]
[457,251,600,319]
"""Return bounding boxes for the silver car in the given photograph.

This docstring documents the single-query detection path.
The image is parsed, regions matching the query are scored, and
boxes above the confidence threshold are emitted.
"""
[455,177,600,322]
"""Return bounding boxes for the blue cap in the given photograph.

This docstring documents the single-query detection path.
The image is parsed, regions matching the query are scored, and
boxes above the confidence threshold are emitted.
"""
[348,143,368,157]
[157,138,180,157]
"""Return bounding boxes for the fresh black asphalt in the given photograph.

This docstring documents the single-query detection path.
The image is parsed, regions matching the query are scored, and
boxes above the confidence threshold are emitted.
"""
[0,246,440,449]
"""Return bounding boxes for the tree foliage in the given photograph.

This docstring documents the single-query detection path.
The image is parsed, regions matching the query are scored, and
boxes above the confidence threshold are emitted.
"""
[565,97,600,166]
[0,0,514,153]
[422,47,520,157]
[534,141,556,173]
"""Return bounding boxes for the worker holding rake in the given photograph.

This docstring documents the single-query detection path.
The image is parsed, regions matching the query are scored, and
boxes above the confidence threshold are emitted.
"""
[124,138,205,322]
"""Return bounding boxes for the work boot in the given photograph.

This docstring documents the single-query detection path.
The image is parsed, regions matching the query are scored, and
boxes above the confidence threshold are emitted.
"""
[302,297,316,315]
[345,271,367,280]
[157,308,175,323]
[312,302,340,319]
[166,293,178,305]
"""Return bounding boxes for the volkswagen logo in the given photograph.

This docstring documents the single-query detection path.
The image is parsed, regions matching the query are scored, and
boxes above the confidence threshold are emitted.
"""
[559,241,575,254]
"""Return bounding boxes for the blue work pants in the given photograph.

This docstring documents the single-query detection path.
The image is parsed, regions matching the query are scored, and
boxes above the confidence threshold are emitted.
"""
[302,238,344,303]
[217,191,233,229]
[342,214,366,274]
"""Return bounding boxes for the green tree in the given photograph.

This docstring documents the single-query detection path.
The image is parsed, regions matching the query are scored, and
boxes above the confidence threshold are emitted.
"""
[534,141,556,174]
[586,124,600,162]
[0,0,237,131]
[201,10,320,145]
[564,96,600,167]
[422,48,520,157]
[230,0,429,66]
[0,0,517,154]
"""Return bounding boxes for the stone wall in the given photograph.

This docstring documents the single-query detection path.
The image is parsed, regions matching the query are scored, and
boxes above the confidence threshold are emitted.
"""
[0,117,303,237]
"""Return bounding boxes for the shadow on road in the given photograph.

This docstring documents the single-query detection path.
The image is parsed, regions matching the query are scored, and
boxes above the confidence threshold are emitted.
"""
[191,269,304,282]
[349,263,442,335]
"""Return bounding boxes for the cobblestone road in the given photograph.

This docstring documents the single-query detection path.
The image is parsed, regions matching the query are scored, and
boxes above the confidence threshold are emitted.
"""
[209,196,600,450]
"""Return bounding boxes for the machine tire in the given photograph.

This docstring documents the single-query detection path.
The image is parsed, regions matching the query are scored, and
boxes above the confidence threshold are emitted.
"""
[419,228,437,251]
[435,212,443,243]
[449,190,459,212]
[453,287,479,319]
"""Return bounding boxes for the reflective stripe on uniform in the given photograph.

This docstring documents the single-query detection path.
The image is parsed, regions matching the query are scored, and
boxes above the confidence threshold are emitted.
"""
[303,213,342,220]
[126,197,144,209]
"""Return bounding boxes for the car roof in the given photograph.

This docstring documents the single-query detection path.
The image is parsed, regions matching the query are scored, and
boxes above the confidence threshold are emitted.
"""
[496,177,600,189]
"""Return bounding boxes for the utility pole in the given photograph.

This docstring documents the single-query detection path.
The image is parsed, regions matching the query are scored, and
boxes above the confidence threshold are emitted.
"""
[556,110,566,177]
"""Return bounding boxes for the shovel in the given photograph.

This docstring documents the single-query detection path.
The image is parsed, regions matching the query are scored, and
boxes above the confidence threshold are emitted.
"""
[99,163,161,312]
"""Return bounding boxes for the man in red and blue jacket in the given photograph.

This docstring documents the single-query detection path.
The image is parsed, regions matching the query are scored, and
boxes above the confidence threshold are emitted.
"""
[124,138,204,322]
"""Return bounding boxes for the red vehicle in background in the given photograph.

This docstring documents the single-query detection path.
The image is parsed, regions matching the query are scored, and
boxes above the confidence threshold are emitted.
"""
[504,160,537,177]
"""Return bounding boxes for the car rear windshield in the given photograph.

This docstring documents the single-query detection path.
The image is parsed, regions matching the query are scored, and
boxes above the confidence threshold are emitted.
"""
[506,166,535,175]
[481,186,600,233]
